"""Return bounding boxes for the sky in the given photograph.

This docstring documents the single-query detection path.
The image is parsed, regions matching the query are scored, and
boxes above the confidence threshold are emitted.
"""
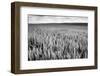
[28,15,88,24]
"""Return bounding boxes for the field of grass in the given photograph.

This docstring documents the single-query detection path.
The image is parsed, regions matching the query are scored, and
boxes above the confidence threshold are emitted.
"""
[28,24,88,61]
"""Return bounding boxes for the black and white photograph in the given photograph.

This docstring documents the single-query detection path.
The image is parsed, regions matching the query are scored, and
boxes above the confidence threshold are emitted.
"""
[11,2,97,74]
[28,15,88,61]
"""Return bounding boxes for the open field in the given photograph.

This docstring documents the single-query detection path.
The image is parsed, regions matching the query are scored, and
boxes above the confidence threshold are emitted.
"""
[28,23,88,61]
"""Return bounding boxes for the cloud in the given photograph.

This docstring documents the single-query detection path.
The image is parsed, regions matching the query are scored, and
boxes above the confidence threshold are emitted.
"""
[28,15,88,24]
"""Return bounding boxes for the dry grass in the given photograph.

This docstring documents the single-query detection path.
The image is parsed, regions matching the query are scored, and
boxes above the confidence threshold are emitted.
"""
[28,27,88,61]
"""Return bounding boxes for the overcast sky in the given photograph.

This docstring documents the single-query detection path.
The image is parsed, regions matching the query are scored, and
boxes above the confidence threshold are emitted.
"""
[28,15,88,24]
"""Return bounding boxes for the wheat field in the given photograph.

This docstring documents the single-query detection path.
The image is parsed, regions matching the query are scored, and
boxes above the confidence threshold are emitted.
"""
[28,24,88,61]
